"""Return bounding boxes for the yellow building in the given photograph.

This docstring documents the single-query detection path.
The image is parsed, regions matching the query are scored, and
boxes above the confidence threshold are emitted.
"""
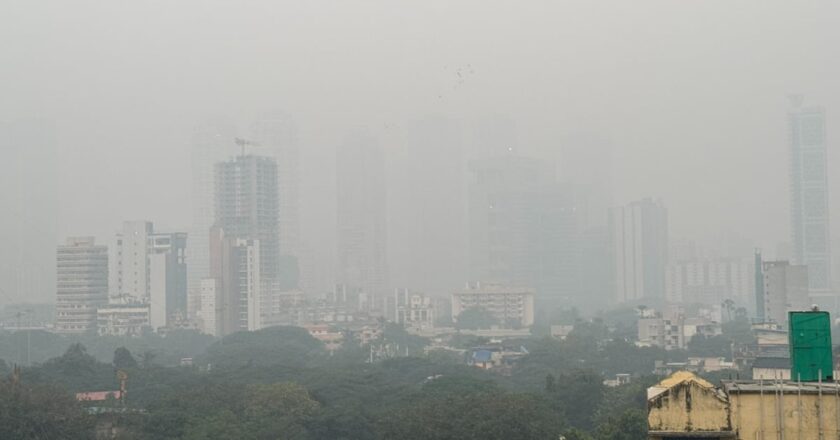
[648,371,840,439]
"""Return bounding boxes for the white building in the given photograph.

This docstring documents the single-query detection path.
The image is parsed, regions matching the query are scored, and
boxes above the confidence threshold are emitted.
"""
[55,237,108,334]
[97,303,150,337]
[110,221,187,330]
[208,227,264,335]
[637,309,721,350]
[394,289,436,330]
[451,283,535,328]
[762,260,809,325]
[197,278,220,336]
[610,198,668,303]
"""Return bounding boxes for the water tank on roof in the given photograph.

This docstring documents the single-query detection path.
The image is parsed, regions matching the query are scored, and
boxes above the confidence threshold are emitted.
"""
[789,310,833,382]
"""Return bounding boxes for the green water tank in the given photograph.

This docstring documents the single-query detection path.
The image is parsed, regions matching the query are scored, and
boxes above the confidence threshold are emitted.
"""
[789,311,833,382]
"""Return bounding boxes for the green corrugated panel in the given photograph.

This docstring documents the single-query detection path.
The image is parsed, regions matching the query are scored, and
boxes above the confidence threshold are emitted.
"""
[789,311,833,382]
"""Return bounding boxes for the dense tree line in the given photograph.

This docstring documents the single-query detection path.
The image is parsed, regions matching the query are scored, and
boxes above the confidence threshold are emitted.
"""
[0,323,699,439]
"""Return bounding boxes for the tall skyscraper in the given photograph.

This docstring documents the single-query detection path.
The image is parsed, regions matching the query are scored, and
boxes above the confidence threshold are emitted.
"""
[336,133,388,304]
[251,113,301,259]
[609,198,668,303]
[208,154,279,334]
[390,116,467,294]
[214,154,281,285]
[468,155,579,309]
[55,237,108,334]
[110,221,187,329]
[788,99,832,295]
[188,120,237,296]
[0,120,58,303]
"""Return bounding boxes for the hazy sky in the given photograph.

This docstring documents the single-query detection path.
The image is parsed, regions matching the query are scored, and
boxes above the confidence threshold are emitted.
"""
[3,0,840,293]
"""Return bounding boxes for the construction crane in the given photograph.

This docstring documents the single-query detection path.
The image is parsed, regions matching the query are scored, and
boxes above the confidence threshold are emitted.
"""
[234,137,260,157]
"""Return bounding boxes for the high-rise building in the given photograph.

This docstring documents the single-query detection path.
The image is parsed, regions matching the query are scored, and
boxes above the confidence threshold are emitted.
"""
[336,133,388,304]
[208,226,262,334]
[788,99,832,295]
[0,120,58,303]
[761,260,809,325]
[609,198,668,303]
[251,113,300,259]
[55,237,108,334]
[110,221,187,330]
[390,116,466,295]
[208,153,279,334]
[468,155,578,309]
[214,154,280,286]
[188,120,237,296]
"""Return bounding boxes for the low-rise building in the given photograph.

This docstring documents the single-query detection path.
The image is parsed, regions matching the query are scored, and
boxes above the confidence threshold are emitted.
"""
[638,309,721,350]
[648,371,840,439]
[452,283,535,328]
[97,303,150,336]
[394,289,436,330]
[302,324,344,351]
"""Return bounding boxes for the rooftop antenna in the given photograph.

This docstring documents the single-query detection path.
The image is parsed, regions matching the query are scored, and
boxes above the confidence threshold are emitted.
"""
[234,137,260,157]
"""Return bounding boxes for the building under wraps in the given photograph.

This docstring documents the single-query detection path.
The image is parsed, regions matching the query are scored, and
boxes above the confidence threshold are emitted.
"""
[648,371,840,439]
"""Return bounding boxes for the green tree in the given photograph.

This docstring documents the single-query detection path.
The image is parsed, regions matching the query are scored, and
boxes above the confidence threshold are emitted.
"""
[113,346,138,370]
[455,307,499,330]
[0,379,94,439]
[380,391,564,440]
[594,409,648,440]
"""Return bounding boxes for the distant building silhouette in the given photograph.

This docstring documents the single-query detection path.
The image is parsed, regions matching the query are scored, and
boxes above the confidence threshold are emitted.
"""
[788,100,832,299]
[609,198,668,303]
[336,133,388,309]
[0,120,57,303]
[468,154,579,309]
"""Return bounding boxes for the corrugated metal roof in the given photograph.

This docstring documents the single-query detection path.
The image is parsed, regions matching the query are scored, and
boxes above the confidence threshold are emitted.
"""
[723,380,840,394]
[752,357,790,369]
[647,371,715,400]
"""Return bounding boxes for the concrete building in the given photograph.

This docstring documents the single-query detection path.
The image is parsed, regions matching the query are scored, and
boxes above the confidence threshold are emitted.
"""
[648,371,840,440]
[97,303,150,337]
[393,289,436,330]
[451,283,535,328]
[110,221,187,330]
[468,155,578,309]
[208,227,263,335]
[197,278,220,337]
[55,237,109,334]
[336,134,388,303]
[761,260,809,325]
[789,99,832,295]
[638,310,721,350]
[0,120,57,304]
[215,154,281,287]
[188,120,237,303]
[666,258,753,305]
[610,198,668,303]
